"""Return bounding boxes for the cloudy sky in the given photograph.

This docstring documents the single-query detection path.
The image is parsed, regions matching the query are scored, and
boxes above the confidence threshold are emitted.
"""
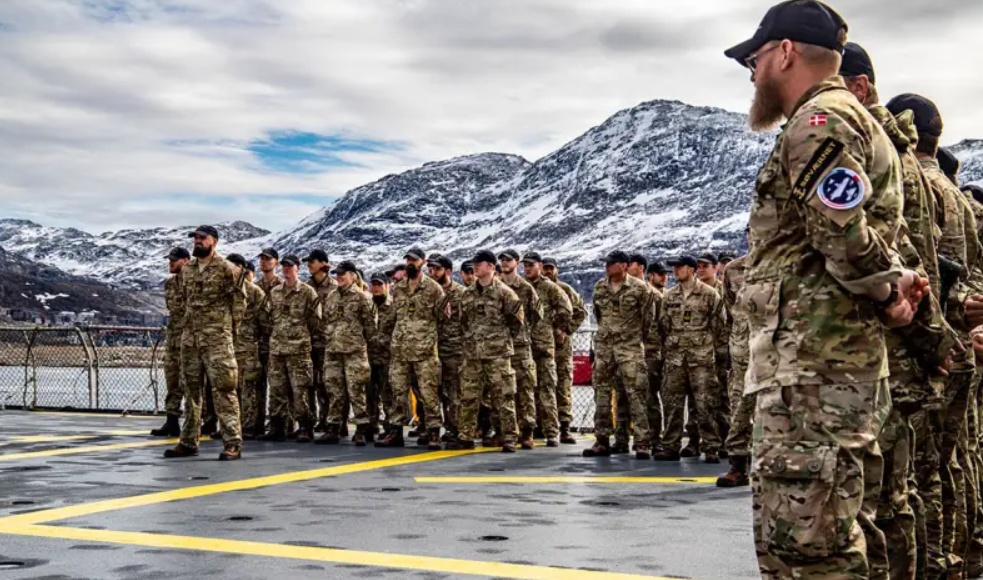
[2,0,981,234]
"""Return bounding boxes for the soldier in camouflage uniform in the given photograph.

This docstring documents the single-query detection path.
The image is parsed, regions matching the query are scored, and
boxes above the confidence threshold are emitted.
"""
[260,255,322,443]
[697,252,730,457]
[368,272,394,436]
[460,260,476,288]
[316,261,376,446]
[498,249,543,449]
[164,225,245,461]
[724,6,929,577]
[448,250,524,452]
[151,247,190,437]
[226,254,266,440]
[644,260,669,450]
[429,255,465,441]
[542,257,588,444]
[655,255,725,463]
[523,252,573,447]
[716,254,754,487]
[376,247,446,448]
[255,247,283,435]
[304,249,338,432]
[583,250,655,460]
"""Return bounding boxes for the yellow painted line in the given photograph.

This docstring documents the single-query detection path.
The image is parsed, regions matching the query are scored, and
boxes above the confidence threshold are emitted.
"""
[0,524,677,580]
[2,430,150,444]
[0,448,491,526]
[0,437,211,462]
[25,411,160,420]
[415,476,719,484]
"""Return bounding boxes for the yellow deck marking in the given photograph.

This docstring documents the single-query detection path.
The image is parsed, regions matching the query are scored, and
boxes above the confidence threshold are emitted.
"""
[415,476,718,484]
[1,430,150,445]
[0,437,212,462]
[23,411,160,420]
[0,524,678,580]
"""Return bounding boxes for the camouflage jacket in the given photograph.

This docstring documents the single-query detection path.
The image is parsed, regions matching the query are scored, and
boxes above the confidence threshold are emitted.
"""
[554,279,588,352]
[165,271,186,337]
[255,274,283,349]
[743,77,903,394]
[640,279,664,363]
[437,280,466,358]
[660,279,724,367]
[235,280,266,355]
[370,295,395,365]
[322,283,375,355]
[180,254,245,347]
[593,274,655,358]
[722,257,749,366]
[503,275,542,352]
[460,278,524,360]
[528,275,573,358]
[391,275,445,361]
[306,273,338,349]
[266,281,322,356]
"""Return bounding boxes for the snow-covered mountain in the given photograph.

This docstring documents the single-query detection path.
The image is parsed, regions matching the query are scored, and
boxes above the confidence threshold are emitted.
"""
[0,220,269,290]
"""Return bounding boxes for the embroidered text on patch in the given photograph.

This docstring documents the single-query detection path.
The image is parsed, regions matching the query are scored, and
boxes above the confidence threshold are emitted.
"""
[791,137,845,201]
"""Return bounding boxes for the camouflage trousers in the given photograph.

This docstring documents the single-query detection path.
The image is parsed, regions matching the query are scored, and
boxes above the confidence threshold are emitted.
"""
[662,361,720,454]
[439,354,463,435]
[388,355,441,430]
[714,357,731,444]
[752,380,891,580]
[911,407,945,580]
[324,351,370,426]
[310,346,328,425]
[179,336,242,448]
[268,353,312,425]
[511,348,538,433]
[459,357,518,442]
[967,377,983,575]
[555,339,574,424]
[592,349,650,443]
[724,357,754,458]
[236,347,262,435]
[533,353,560,439]
[646,355,664,449]
[941,367,975,573]
[872,406,915,580]
[163,336,184,416]
[685,392,700,450]
[258,344,270,429]
[369,360,390,428]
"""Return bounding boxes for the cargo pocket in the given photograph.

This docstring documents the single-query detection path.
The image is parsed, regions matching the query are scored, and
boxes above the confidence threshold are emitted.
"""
[753,440,839,559]
[740,280,782,382]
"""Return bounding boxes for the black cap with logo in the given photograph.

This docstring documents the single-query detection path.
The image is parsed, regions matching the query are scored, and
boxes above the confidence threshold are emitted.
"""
[937,147,961,177]
[166,247,190,261]
[304,249,329,264]
[885,93,944,138]
[403,247,426,261]
[542,257,558,268]
[427,254,453,270]
[472,250,497,265]
[627,253,648,269]
[331,260,358,275]
[260,247,279,260]
[498,249,521,262]
[839,42,875,84]
[460,260,474,273]
[226,253,248,268]
[604,250,630,265]
[697,253,718,265]
[522,251,543,264]
[370,272,389,284]
[668,255,699,269]
[724,0,847,66]
[280,254,301,267]
[188,225,220,239]
[647,261,669,275]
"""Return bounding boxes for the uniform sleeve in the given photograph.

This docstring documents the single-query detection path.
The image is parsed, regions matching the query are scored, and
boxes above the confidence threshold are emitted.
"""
[503,287,525,336]
[640,286,656,345]
[431,284,447,320]
[551,284,573,334]
[229,268,245,331]
[360,296,375,345]
[378,304,396,346]
[307,292,323,337]
[569,288,588,332]
[593,281,604,326]
[786,111,901,295]
[709,291,727,359]
[527,288,544,327]
[644,289,663,361]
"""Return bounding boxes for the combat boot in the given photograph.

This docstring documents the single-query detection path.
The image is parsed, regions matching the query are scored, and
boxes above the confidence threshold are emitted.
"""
[314,421,328,433]
[680,441,700,458]
[635,444,652,460]
[258,418,287,442]
[716,456,750,488]
[364,426,376,445]
[218,444,241,461]
[446,438,475,450]
[352,425,367,447]
[501,440,517,453]
[340,423,349,437]
[374,425,405,448]
[533,426,545,439]
[610,438,630,454]
[483,433,504,448]
[519,428,535,450]
[559,422,577,445]
[652,448,681,462]
[407,423,422,437]
[704,451,720,464]
[416,431,431,447]
[295,421,314,443]
[427,428,442,451]
[315,424,341,445]
[201,417,218,438]
[151,414,181,437]
[546,438,559,448]
[583,437,611,458]
[163,443,199,458]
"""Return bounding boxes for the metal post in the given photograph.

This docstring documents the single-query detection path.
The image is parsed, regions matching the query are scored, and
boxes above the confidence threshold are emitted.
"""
[75,326,96,410]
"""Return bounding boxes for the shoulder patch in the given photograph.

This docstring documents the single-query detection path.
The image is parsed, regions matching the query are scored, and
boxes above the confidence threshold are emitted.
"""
[791,137,845,201]
[817,168,865,210]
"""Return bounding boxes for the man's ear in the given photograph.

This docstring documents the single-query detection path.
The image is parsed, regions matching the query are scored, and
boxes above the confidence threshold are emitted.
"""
[779,39,795,72]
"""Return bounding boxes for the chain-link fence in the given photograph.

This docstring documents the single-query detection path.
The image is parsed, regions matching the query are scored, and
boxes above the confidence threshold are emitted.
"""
[0,326,599,424]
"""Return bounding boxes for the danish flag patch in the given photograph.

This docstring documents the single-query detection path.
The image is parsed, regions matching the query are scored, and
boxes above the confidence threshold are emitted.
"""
[810,114,828,127]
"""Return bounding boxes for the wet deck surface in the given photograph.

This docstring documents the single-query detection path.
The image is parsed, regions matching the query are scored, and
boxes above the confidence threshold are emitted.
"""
[0,410,758,580]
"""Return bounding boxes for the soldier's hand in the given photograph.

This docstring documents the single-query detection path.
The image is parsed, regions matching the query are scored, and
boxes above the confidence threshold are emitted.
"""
[971,327,983,364]
[555,329,567,342]
[898,270,928,310]
[882,297,915,329]
[965,295,983,327]
[444,302,452,319]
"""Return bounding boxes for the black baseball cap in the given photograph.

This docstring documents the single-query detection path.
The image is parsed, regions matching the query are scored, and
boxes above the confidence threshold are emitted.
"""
[166,247,190,261]
[260,247,279,260]
[304,249,329,263]
[403,247,426,261]
[245,261,255,273]
[522,251,543,264]
[839,42,875,84]
[724,0,847,66]
[280,254,301,267]
[370,272,389,284]
[647,261,669,275]
[427,254,453,270]
[885,93,943,138]
[627,253,648,269]
[668,255,698,269]
[332,260,358,275]
[189,225,219,239]
[604,250,630,265]
[473,249,497,265]
[964,185,983,206]
[460,260,474,273]
[697,253,718,265]
[226,253,248,268]
[718,252,736,263]
[937,147,961,177]
[498,249,520,261]
[542,257,558,268]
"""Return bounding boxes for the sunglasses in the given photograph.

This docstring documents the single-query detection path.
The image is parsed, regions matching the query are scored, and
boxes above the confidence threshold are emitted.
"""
[745,44,779,73]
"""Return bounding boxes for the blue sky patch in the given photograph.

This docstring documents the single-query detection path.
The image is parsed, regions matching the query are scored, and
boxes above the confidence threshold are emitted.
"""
[247,131,402,174]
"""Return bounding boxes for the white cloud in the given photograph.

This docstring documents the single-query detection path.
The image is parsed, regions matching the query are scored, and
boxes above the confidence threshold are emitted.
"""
[1,0,982,232]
